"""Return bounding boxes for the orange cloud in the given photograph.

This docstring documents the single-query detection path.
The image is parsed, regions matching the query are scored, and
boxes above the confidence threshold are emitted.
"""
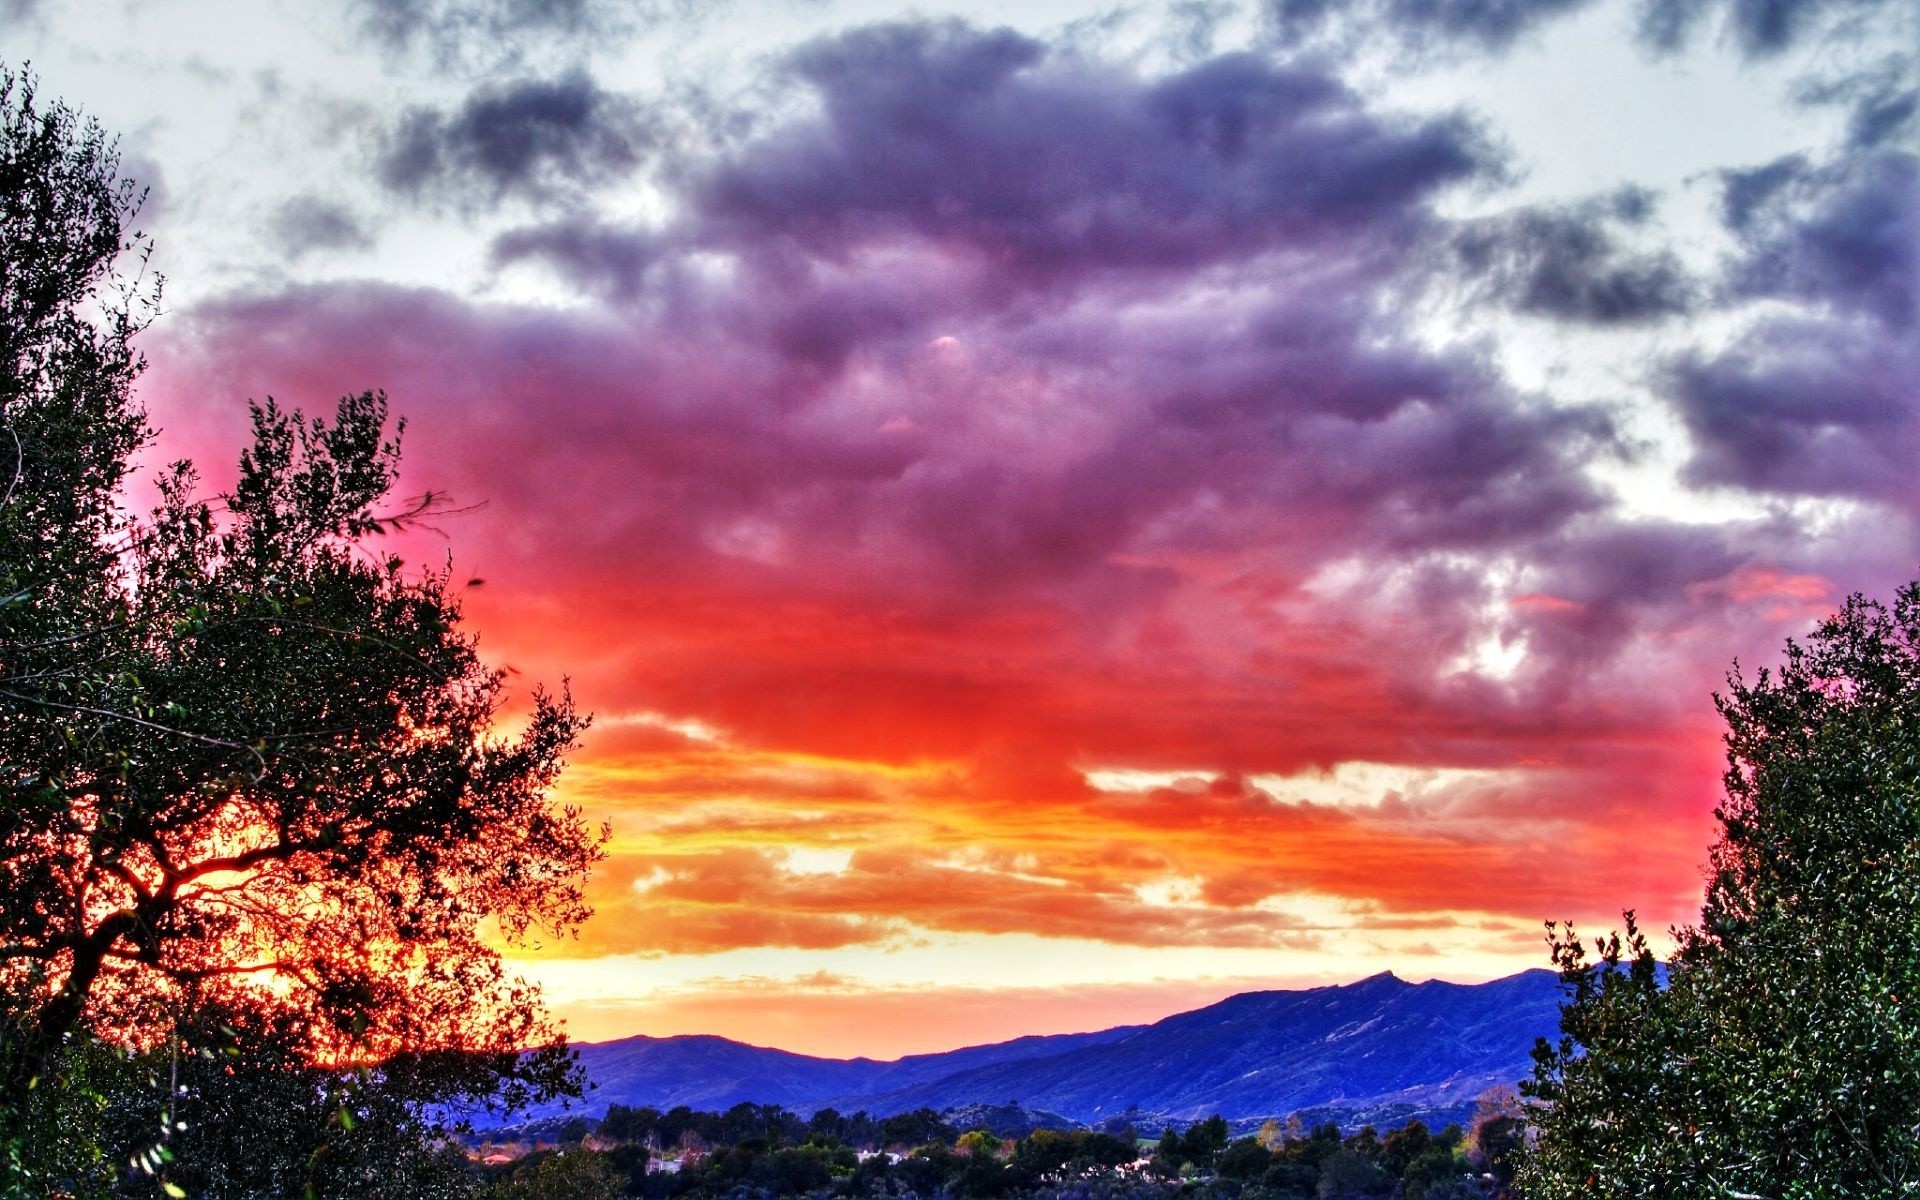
[533,727,1720,963]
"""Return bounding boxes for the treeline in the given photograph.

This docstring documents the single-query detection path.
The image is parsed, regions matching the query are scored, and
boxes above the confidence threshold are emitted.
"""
[477,1102,1522,1200]
[585,1103,962,1152]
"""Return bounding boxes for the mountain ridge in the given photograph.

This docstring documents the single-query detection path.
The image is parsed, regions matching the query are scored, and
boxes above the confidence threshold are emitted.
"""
[516,968,1565,1129]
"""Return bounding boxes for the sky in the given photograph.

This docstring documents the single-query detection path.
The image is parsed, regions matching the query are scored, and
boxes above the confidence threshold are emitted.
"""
[5,0,1914,1059]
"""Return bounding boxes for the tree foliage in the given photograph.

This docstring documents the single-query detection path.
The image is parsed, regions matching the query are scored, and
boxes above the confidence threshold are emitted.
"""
[0,64,603,1192]
[539,1105,1488,1200]
[1525,583,1920,1197]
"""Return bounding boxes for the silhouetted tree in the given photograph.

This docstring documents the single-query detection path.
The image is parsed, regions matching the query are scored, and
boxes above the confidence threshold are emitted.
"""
[1,64,602,1193]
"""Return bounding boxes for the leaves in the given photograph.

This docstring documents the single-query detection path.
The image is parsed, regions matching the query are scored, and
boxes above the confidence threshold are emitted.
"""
[1524,582,1920,1197]
[1,63,602,1195]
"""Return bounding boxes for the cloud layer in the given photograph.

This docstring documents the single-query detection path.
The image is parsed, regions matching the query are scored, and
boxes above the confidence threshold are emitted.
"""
[117,0,1919,1041]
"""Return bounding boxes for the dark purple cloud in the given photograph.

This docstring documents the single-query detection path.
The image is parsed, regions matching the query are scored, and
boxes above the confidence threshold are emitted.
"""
[376,70,656,206]
[1720,154,1808,231]
[1674,318,1920,504]
[1515,522,1748,696]
[1455,189,1697,324]
[1843,80,1916,150]
[166,20,1643,695]
[1843,82,1920,148]
[467,21,1602,594]
[1665,62,1915,508]
[696,23,1493,281]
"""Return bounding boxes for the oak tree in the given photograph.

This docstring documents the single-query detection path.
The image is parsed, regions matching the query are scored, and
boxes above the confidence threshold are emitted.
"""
[1525,584,1920,1197]
[1,65,604,1188]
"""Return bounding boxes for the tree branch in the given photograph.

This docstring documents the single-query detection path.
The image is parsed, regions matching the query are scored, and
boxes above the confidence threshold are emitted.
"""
[0,685,267,776]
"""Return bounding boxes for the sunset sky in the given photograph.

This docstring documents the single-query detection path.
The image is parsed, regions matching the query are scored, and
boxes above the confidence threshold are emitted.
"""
[6,0,1913,1058]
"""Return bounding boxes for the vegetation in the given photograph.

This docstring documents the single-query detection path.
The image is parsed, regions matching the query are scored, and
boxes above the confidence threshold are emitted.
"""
[1525,585,1920,1197]
[0,66,601,1195]
[471,1101,1510,1200]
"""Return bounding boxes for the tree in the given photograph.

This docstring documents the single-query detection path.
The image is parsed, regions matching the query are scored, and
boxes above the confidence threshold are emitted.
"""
[1216,1135,1274,1181]
[1378,1119,1431,1180]
[102,1003,481,1200]
[1,61,169,1191]
[1180,1114,1230,1169]
[489,1148,623,1200]
[1,64,603,1189]
[1524,583,1920,1197]
[957,1129,1005,1158]
[1314,1148,1392,1200]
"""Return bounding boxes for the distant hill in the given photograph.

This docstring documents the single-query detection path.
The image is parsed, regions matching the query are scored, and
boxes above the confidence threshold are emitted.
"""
[502,969,1564,1130]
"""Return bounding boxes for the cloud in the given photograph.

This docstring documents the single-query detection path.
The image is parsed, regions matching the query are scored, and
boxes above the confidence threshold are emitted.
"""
[376,70,657,206]
[549,737,1725,962]
[1842,79,1917,150]
[695,23,1493,280]
[1794,55,1919,150]
[350,0,698,67]
[1163,0,1240,63]
[184,17,1604,604]
[269,195,375,259]
[1721,150,1916,329]
[1267,0,1599,57]
[143,15,1877,978]
[1673,318,1920,504]
[580,836,1342,955]
[1672,124,1916,506]
[1454,189,1696,324]
[490,218,663,301]
[1635,0,1904,58]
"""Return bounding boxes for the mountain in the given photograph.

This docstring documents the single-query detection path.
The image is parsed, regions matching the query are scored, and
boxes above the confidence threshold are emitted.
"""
[551,1023,1146,1120]
[509,969,1564,1129]
[820,970,1562,1122]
